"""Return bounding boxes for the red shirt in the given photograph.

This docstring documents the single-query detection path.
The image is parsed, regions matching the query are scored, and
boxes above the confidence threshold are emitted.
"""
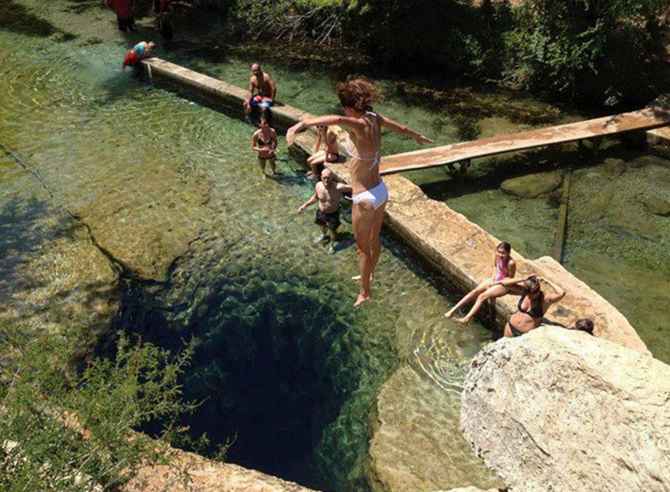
[108,0,132,18]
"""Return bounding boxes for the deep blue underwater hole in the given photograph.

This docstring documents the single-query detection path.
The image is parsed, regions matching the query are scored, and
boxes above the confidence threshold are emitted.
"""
[116,258,370,491]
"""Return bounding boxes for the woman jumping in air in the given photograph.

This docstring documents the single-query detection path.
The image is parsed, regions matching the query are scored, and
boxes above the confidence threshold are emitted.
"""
[287,78,432,306]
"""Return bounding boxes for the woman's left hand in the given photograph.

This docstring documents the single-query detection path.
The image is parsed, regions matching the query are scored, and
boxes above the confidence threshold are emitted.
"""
[286,122,304,146]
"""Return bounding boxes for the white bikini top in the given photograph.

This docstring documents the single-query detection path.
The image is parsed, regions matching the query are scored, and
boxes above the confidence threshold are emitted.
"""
[341,111,381,167]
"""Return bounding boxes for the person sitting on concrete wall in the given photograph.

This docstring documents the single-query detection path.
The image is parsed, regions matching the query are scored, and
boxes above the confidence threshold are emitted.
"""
[446,241,518,323]
[243,63,276,116]
[502,276,566,337]
[306,125,341,179]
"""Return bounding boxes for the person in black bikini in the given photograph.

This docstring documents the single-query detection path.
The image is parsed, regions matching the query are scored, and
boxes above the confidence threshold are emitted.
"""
[494,275,566,337]
[251,113,277,178]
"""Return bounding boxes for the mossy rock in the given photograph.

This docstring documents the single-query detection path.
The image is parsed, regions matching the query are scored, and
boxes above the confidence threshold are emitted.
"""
[601,158,626,177]
[500,171,563,198]
[640,195,670,217]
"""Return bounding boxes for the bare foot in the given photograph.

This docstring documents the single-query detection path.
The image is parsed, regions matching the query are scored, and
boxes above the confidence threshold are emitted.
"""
[353,292,371,307]
[455,317,471,324]
[445,307,457,319]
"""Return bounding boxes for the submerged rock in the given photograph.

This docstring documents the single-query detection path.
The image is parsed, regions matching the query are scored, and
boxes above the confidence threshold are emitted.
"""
[461,329,670,492]
[640,195,670,216]
[500,171,562,198]
[368,366,503,492]
[600,158,626,177]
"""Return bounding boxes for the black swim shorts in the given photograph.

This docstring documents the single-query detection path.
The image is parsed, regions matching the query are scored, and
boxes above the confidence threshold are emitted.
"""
[315,208,341,231]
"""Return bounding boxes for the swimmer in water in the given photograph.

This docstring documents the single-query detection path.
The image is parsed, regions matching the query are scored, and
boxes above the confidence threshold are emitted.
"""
[287,78,432,306]
[298,168,352,253]
[251,112,278,178]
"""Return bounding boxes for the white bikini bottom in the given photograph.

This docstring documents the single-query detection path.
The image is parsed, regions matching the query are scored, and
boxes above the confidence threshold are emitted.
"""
[352,181,388,210]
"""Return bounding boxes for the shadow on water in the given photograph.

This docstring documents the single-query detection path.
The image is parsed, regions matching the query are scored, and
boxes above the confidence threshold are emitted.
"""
[114,245,383,491]
[0,197,57,291]
[0,195,117,361]
[0,1,77,41]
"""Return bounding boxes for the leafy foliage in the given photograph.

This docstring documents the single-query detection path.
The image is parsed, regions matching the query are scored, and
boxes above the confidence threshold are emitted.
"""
[226,0,668,106]
[501,0,668,104]
[0,329,194,491]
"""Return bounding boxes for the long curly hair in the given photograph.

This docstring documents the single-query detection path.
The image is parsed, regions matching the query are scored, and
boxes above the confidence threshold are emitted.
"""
[336,78,378,112]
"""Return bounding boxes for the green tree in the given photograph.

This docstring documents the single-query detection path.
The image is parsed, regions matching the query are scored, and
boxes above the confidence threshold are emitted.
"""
[503,0,668,104]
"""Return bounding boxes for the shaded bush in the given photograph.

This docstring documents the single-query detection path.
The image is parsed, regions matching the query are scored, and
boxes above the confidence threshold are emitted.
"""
[0,330,193,491]
[501,0,668,105]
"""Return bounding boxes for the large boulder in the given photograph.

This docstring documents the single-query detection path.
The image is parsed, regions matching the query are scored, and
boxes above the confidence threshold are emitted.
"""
[461,328,670,492]
[500,171,562,198]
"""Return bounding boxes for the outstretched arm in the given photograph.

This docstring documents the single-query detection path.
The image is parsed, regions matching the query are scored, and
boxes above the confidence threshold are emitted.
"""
[297,193,318,213]
[494,274,534,287]
[541,277,566,304]
[379,114,433,144]
[287,115,364,146]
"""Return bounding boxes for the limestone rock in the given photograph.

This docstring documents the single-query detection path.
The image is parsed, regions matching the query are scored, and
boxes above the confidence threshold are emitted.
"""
[461,328,670,492]
[640,194,670,216]
[126,449,315,492]
[500,171,562,198]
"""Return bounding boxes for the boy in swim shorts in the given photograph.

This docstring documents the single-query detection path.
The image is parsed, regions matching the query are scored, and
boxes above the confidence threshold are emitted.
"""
[297,168,351,253]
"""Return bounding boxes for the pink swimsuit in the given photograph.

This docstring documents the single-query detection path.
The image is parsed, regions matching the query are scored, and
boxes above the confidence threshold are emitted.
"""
[494,257,510,282]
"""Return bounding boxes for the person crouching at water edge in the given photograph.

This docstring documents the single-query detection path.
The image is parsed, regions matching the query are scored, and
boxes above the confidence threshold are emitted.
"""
[123,41,156,70]
[287,78,433,307]
[251,113,278,178]
[445,241,517,323]
[298,168,351,254]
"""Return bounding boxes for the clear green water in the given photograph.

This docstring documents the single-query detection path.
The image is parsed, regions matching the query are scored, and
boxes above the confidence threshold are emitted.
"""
[4,2,667,490]
[0,1,501,490]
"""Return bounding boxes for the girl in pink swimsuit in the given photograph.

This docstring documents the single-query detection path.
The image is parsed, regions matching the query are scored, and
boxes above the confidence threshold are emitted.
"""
[445,241,521,324]
[287,78,432,306]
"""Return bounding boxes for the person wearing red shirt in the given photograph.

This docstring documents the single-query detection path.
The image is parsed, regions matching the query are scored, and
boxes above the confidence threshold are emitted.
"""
[106,0,136,32]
